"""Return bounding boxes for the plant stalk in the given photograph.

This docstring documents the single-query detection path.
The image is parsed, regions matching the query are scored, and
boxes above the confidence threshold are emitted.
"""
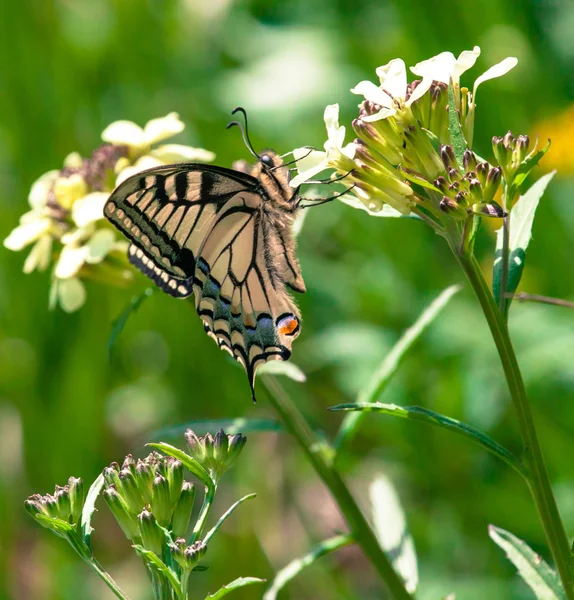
[87,557,132,600]
[262,375,413,600]
[450,239,573,596]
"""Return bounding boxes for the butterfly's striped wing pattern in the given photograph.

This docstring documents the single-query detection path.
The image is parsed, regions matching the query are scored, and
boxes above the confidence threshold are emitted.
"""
[105,162,304,399]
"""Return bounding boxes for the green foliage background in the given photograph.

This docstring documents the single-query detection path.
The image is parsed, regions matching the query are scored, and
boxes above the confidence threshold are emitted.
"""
[1,1,574,598]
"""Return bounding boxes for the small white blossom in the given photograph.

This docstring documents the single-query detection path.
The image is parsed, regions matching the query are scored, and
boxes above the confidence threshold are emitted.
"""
[101,112,185,150]
[290,104,356,187]
[351,59,431,122]
[72,192,110,227]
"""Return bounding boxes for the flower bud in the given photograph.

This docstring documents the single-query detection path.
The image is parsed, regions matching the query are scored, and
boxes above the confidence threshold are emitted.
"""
[503,130,515,149]
[135,460,154,505]
[167,460,184,508]
[476,161,489,186]
[472,202,506,218]
[433,176,449,194]
[169,538,187,568]
[67,477,84,524]
[492,135,510,169]
[104,486,140,540]
[515,135,530,163]
[171,481,195,538]
[122,454,136,475]
[463,149,477,172]
[119,469,144,515]
[103,464,121,489]
[185,430,206,462]
[42,494,59,519]
[24,496,47,520]
[138,508,164,556]
[54,485,72,522]
[151,474,171,527]
[483,166,502,204]
[214,429,229,464]
[440,145,457,171]
[468,179,482,204]
[183,541,207,570]
[226,433,247,470]
[440,196,466,219]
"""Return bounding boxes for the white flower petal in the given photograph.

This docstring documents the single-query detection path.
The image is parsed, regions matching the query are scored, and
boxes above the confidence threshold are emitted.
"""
[143,112,185,145]
[72,192,110,227]
[411,51,457,84]
[63,152,84,169]
[53,173,88,210]
[115,156,164,185]
[289,157,329,188]
[55,244,89,279]
[4,217,52,251]
[406,79,434,106]
[61,224,94,246]
[350,81,393,108]
[28,170,59,209]
[362,107,397,122]
[58,277,87,312]
[473,57,518,99]
[23,235,53,274]
[150,144,216,164]
[101,120,145,146]
[452,46,481,80]
[85,229,116,263]
[375,59,407,100]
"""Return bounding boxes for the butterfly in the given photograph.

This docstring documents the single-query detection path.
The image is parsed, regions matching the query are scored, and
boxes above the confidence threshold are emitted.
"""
[104,109,340,400]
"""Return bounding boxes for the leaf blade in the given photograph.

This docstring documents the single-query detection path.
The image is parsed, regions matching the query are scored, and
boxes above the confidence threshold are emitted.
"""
[489,525,565,599]
[334,285,460,452]
[331,402,525,478]
[203,494,256,546]
[81,473,105,547]
[263,535,353,600]
[205,577,266,599]
[133,544,182,596]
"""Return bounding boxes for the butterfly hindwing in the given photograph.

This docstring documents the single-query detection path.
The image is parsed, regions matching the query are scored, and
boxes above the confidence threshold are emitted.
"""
[104,159,305,400]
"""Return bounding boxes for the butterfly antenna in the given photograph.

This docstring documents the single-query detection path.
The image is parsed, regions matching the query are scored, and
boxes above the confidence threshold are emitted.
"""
[227,107,260,160]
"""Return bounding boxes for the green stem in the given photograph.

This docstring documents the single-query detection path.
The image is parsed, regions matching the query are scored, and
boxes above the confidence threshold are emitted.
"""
[85,557,132,600]
[498,184,511,320]
[450,239,573,596]
[189,483,216,544]
[262,375,413,600]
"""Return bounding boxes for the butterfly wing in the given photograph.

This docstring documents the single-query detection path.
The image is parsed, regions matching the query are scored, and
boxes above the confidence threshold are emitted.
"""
[105,163,303,399]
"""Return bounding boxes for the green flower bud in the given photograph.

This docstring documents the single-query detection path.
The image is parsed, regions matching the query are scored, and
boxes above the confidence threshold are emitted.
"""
[42,494,59,518]
[463,149,478,172]
[184,430,207,462]
[54,485,72,522]
[471,202,506,218]
[183,541,207,570]
[476,161,489,186]
[104,486,140,541]
[103,464,121,488]
[483,166,502,204]
[433,176,449,194]
[151,474,171,527]
[167,460,184,508]
[67,477,84,524]
[135,459,154,505]
[24,495,48,520]
[492,135,511,172]
[226,433,247,470]
[171,481,195,538]
[122,454,136,475]
[515,135,530,165]
[214,430,229,465]
[440,196,466,219]
[138,508,164,556]
[119,469,144,515]
[468,178,482,204]
[169,537,187,568]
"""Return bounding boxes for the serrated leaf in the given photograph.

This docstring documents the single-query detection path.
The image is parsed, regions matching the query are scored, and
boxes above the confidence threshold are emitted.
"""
[203,494,256,545]
[258,360,306,382]
[107,287,154,361]
[447,80,467,167]
[489,525,565,599]
[81,473,105,547]
[331,403,525,478]
[369,474,418,593]
[205,577,266,599]
[263,534,352,600]
[508,140,551,199]
[133,544,182,596]
[335,285,460,451]
[493,171,556,309]
[150,418,284,442]
[147,442,215,493]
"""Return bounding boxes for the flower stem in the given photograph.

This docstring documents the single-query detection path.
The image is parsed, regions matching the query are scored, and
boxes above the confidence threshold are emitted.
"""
[189,483,216,544]
[85,557,132,600]
[262,375,413,600]
[450,242,573,596]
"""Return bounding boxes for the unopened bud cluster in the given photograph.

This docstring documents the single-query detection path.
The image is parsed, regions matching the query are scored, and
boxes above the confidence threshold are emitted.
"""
[169,538,208,571]
[103,452,196,550]
[492,131,531,181]
[435,147,504,219]
[25,476,84,527]
[184,428,247,481]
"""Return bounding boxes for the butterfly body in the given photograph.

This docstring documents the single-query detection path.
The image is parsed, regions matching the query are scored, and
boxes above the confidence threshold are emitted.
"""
[104,149,305,400]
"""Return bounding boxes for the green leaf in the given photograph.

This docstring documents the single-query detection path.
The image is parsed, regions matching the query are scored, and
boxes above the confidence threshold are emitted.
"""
[147,442,215,493]
[107,287,154,361]
[334,285,460,452]
[508,140,551,199]
[369,475,418,593]
[205,577,266,599]
[150,418,284,442]
[34,514,76,536]
[203,494,256,545]
[263,535,353,600]
[331,403,525,478]
[81,473,105,547]
[258,360,306,382]
[398,167,442,193]
[493,171,556,309]
[447,80,467,167]
[489,525,565,599]
[133,544,182,596]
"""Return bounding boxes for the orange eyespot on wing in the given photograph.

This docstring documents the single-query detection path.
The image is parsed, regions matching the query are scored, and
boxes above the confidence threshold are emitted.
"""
[277,314,300,337]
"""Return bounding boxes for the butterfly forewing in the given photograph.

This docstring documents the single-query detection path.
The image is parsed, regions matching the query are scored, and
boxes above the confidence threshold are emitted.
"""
[104,157,305,400]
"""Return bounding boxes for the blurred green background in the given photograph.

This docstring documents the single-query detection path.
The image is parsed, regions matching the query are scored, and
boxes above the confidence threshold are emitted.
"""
[2,0,574,598]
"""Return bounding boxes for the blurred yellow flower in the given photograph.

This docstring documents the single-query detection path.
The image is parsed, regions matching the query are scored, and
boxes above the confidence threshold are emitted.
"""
[534,105,574,174]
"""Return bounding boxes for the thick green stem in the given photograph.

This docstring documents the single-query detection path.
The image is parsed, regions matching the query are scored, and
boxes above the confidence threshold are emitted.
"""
[189,484,216,544]
[451,243,573,596]
[262,375,413,600]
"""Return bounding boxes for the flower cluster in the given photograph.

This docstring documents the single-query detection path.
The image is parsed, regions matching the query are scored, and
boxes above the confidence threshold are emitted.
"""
[292,46,519,222]
[25,476,84,527]
[4,113,215,311]
[185,428,247,482]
